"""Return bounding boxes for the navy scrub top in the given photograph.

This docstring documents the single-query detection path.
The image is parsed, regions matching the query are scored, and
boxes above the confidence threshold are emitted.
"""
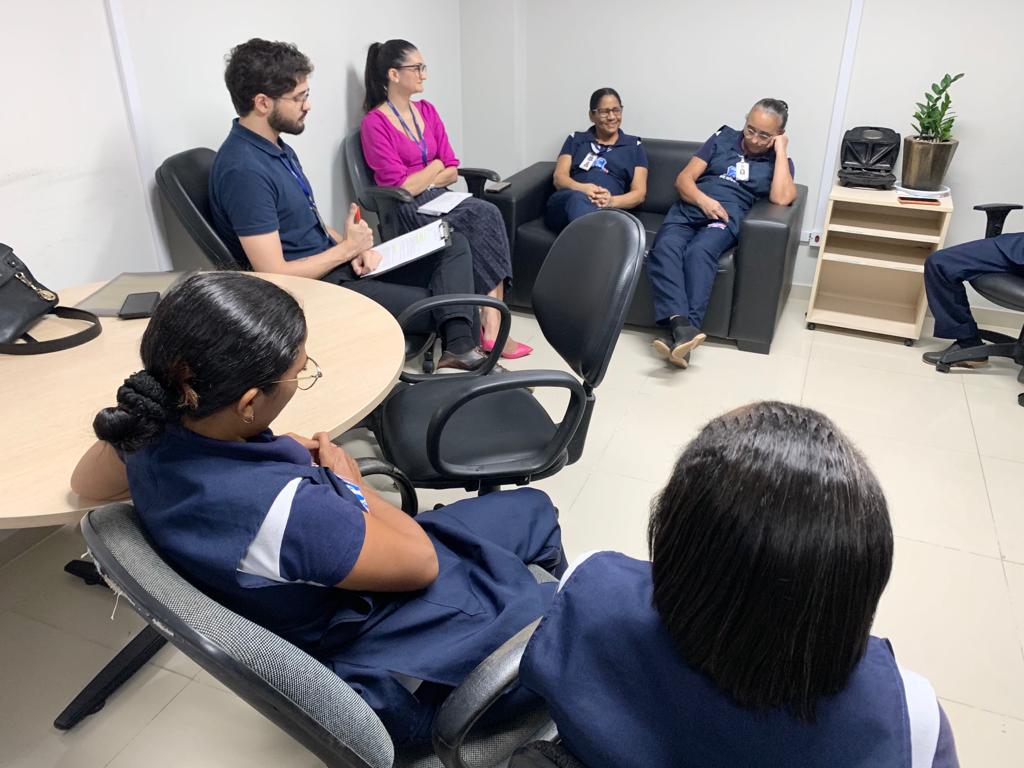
[558,127,648,197]
[665,125,795,232]
[124,426,563,745]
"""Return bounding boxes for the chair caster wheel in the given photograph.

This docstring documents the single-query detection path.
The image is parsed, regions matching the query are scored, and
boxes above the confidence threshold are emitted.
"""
[806,322,816,331]
[904,339,914,347]
[422,361,435,374]
[936,362,951,373]
[1018,392,1023,408]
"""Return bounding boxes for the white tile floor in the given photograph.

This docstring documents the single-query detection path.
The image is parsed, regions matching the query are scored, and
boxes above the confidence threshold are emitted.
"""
[1,298,1022,767]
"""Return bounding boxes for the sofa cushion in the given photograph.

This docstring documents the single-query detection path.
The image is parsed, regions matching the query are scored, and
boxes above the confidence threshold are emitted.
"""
[639,138,703,213]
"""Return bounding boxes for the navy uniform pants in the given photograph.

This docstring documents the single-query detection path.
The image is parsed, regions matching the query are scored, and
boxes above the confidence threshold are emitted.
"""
[924,232,1024,340]
[545,189,600,233]
[646,220,737,327]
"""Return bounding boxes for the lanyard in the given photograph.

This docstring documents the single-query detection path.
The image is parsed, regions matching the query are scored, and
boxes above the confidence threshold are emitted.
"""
[591,141,615,156]
[387,100,428,165]
[279,154,332,242]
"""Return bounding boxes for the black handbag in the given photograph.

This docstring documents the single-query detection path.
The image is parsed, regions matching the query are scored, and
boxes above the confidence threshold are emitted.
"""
[0,243,102,355]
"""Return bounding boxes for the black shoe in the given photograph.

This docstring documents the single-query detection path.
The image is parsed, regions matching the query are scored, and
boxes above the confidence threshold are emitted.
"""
[652,324,706,368]
[437,347,507,373]
[921,341,989,368]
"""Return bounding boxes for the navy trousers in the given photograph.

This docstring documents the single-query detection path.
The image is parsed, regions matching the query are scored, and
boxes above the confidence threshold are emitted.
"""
[646,221,737,326]
[924,232,1024,340]
[545,189,600,233]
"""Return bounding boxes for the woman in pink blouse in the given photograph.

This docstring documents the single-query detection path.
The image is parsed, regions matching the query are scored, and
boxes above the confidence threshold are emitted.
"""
[361,39,531,359]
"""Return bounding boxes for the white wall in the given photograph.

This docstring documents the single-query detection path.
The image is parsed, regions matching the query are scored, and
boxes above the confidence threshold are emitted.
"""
[0,0,157,289]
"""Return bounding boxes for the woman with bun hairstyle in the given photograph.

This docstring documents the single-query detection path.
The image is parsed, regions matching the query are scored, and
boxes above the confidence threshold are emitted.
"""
[360,39,531,360]
[71,272,565,745]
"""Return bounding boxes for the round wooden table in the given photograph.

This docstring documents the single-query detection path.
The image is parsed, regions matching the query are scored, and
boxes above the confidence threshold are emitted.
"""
[0,273,404,529]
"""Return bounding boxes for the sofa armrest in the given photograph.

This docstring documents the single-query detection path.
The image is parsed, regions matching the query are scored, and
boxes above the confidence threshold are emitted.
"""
[729,184,808,353]
[488,162,557,254]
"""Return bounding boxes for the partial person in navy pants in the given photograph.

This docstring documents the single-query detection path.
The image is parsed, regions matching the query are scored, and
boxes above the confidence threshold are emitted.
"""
[648,98,797,369]
[921,232,1024,367]
[545,87,648,232]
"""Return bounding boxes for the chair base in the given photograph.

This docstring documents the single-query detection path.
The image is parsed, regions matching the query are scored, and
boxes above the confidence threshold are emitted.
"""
[936,326,1024,407]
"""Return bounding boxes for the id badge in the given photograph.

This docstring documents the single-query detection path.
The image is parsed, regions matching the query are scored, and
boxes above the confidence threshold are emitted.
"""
[579,152,598,171]
[735,161,750,181]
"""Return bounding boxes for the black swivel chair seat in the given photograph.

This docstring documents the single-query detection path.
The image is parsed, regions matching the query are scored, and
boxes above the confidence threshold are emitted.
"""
[373,209,646,492]
[155,147,249,270]
[936,204,1024,407]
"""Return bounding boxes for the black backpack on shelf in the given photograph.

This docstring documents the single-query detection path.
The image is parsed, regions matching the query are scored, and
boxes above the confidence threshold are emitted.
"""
[837,127,901,189]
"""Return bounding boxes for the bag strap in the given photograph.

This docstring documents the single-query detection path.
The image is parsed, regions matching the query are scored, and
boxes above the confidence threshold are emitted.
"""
[0,306,102,355]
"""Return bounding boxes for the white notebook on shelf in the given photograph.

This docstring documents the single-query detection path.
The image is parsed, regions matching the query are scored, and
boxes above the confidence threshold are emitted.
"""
[416,191,472,216]
[364,219,452,277]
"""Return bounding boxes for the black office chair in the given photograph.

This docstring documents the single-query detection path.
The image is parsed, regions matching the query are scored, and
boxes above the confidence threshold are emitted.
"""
[155,148,249,270]
[370,209,646,493]
[343,128,501,243]
[81,497,558,768]
[936,203,1024,407]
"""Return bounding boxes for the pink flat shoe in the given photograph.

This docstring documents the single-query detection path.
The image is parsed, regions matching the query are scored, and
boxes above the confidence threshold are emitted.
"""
[482,338,534,359]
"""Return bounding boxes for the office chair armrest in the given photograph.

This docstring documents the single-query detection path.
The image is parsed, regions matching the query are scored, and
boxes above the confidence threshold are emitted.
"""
[426,371,587,479]
[362,184,415,206]
[433,619,542,768]
[458,167,501,198]
[487,161,558,254]
[395,294,511,383]
[355,458,418,516]
[974,203,1023,238]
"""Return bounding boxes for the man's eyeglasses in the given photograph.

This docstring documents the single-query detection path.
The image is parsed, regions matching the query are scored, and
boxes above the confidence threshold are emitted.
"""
[278,89,311,104]
[591,107,623,118]
[743,124,776,141]
[397,63,428,75]
[269,356,322,390]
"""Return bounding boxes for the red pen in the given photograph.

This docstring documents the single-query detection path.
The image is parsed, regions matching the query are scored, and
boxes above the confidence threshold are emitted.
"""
[354,205,362,224]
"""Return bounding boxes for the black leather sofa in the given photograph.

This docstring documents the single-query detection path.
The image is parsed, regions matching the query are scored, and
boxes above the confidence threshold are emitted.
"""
[488,138,808,354]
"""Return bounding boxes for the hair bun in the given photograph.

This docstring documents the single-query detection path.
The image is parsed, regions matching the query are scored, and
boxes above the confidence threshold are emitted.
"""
[93,370,170,453]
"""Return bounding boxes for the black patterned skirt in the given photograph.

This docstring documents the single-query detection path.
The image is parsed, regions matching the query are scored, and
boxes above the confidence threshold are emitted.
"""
[394,188,513,294]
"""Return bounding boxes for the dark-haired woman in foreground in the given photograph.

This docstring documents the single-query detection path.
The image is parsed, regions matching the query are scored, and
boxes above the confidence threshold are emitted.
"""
[71,272,565,745]
[517,402,958,767]
[360,39,531,359]
[545,88,648,233]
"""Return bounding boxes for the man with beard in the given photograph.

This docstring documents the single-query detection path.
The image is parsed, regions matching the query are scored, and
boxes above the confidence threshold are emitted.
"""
[209,39,490,370]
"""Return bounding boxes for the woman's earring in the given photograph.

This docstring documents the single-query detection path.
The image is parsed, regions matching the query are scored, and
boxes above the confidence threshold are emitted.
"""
[242,414,255,424]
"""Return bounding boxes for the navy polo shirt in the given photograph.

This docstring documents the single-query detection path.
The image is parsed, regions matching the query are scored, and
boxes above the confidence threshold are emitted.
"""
[209,119,334,265]
[558,127,648,197]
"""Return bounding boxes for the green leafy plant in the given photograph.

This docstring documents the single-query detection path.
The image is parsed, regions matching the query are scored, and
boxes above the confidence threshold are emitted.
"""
[912,72,965,141]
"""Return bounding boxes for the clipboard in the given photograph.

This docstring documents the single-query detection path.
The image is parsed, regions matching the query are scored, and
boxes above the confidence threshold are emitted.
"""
[365,219,452,277]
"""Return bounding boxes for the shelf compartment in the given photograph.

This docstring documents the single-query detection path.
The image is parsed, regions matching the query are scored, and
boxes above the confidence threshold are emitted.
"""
[807,261,924,338]
[827,200,945,243]
[820,233,932,273]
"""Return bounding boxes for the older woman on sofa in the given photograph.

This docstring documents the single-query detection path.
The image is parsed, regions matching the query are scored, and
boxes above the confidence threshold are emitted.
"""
[648,98,797,369]
[545,88,648,233]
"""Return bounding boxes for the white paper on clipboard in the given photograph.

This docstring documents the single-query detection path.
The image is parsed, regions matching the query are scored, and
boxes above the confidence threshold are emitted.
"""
[363,219,452,277]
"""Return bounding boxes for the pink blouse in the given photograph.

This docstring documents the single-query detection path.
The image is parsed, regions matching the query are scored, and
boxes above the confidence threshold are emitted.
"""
[360,99,460,188]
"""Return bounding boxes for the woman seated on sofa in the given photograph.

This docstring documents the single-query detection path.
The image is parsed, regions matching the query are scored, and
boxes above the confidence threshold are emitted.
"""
[545,87,648,233]
[516,401,959,768]
[648,98,797,369]
[360,39,531,359]
[70,272,566,746]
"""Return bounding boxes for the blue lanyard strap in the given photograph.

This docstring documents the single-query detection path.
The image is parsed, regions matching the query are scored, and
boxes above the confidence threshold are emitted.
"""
[280,155,315,204]
[387,100,428,166]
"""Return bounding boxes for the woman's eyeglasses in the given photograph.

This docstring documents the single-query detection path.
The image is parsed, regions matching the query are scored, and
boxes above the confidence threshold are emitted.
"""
[269,356,322,391]
[397,63,428,75]
[591,107,623,118]
[743,124,777,141]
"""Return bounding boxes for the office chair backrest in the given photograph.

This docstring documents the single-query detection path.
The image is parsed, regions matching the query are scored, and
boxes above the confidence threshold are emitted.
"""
[531,210,646,388]
[81,503,395,768]
[155,148,249,271]
[343,129,378,214]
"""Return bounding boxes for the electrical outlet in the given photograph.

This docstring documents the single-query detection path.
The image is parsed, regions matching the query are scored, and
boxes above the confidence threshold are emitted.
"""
[806,230,823,247]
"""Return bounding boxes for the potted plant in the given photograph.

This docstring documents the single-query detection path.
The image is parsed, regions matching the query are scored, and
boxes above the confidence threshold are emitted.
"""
[902,72,965,191]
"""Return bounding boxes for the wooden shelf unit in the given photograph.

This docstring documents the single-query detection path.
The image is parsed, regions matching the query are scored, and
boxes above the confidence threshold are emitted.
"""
[806,186,953,342]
